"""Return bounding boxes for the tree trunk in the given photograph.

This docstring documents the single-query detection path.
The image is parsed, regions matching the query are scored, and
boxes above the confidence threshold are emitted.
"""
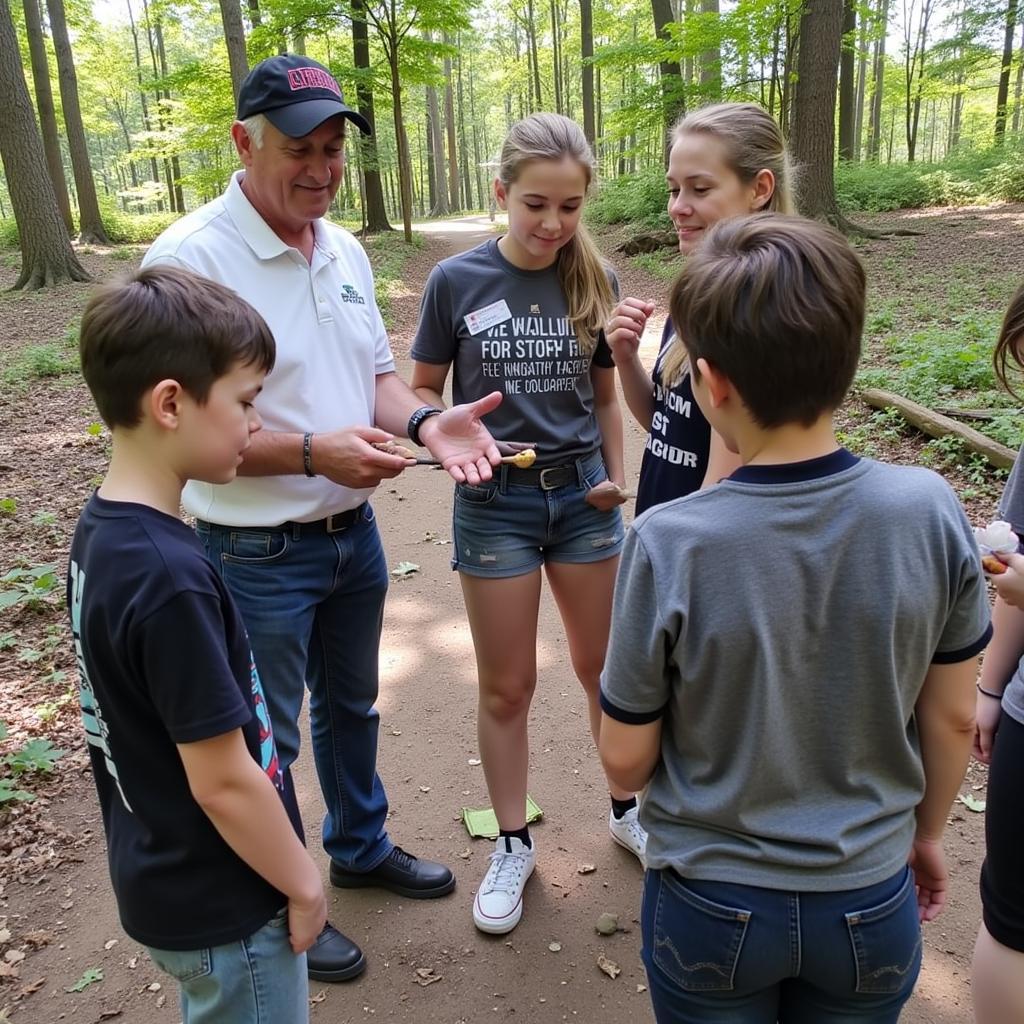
[425,79,448,216]
[456,44,472,209]
[444,40,459,211]
[853,9,869,161]
[527,0,543,109]
[550,0,563,113]
[996,0,1018,144]
[699,0,721,99]
[0,0,89,288]
[46,0,110,243]
[22,0,73,234]
[387,46,414,241]
[580,0,595,146]
[651,0,683,163]
[351,0,392,232]
[218,0,249,104]
[838,0,857,160]
[789,0,847,226]
[867,0,889,161]
[1013,17,1024,133]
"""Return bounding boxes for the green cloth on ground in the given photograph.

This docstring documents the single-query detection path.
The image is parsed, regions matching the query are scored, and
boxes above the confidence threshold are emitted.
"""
[462,796,543,839]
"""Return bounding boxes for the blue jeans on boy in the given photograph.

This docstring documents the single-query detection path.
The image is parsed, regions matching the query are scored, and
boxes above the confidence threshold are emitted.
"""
[641,865,921,1023]
[196,505,392,872]
[147,908,308,1023]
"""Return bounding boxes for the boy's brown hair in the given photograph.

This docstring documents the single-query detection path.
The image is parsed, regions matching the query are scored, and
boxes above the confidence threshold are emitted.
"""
[992,281,1024,399]
[669,214,865,429]
[80,265,276,428]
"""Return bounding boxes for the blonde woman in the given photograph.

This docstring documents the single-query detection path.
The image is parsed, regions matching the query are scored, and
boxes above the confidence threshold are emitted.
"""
[607,102,796,512]
[411,113,642,935]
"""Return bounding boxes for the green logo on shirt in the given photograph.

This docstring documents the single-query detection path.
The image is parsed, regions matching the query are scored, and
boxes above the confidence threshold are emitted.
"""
[340,284,366,305]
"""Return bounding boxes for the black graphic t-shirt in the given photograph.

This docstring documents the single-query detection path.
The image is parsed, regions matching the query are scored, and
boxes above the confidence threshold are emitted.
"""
[635,318,712,514]
[412,238,616,466]
[68,494,302,950]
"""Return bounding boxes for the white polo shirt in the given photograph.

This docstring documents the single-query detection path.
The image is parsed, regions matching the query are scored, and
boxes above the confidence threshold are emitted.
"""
[142,171,396,526]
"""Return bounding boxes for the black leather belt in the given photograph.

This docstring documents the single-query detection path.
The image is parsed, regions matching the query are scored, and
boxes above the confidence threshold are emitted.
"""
[502,462,578,491]
[283,503,367,534]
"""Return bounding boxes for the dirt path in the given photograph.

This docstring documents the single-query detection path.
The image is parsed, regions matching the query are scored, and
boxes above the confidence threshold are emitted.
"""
[0,214,992,1024]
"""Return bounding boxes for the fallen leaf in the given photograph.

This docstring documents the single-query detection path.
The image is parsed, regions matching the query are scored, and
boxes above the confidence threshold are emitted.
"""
[467,758,481,766]
[22,931,52,949]
[419,785,431,793]
[147,981,162,992]
[16,977,45,1000]
[596,912,619,936]
[577,863,596,875]
[636,984,648,993]
[414,967,442,986]
[309,989,327,1004]
[548,942,562,952]
[957,793,986,813]
[0,961,20,979]
[98,1010,123,1020]
[390,561,420,579]
[156,994,166,1008]
[457,848,471,859]
[127,956,139,970]
[597,954,621,979]
[66,966,104,992]
[103,938,118,951]
[0,927,10,944]
[390,729,402,736]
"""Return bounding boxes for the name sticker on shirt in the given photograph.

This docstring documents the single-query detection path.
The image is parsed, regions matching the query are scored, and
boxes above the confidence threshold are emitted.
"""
[464,299,512,336]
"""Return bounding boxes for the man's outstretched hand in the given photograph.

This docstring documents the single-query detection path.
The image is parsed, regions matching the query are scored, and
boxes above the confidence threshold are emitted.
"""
[419,392,503,485]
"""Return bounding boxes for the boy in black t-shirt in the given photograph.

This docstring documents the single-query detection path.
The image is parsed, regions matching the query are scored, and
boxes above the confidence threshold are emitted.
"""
[69,266,328,1023]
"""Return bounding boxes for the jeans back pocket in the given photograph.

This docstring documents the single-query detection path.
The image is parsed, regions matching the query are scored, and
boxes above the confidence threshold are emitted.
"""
[650,871,751,992]
[845,867,922,995]
[147,945,212,984]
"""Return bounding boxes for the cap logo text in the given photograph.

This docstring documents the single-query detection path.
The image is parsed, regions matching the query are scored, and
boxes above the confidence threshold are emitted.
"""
[287,67,342,97]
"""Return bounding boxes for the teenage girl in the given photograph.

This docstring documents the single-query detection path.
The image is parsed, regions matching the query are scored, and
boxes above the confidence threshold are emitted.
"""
[972,282,1024,1023]
[410,112,643,935]
[606,102,795,513]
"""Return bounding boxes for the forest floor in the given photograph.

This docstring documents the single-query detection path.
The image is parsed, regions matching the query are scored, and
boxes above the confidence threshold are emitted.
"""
[1,205,1023,1024]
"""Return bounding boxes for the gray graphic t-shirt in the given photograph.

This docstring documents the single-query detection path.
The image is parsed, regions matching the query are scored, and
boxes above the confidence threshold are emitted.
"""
[412,239,616,466]
[997,443,1024,725]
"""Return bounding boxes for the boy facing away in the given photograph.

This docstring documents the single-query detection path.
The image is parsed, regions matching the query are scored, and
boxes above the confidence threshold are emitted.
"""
[598,215,992,1024]
[69,266,326,1023]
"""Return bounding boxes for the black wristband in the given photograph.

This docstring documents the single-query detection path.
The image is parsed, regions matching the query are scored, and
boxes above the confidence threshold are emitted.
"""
[407,406,443,447]
[977,683,1003,700]
[303,432,315,477]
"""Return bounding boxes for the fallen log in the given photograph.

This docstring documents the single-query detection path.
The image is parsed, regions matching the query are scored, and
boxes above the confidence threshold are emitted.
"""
[617,230,677,255]
[860,388,1017,471]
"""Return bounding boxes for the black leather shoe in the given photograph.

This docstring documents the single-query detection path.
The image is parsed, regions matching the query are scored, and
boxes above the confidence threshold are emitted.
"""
[330,845,456,899]
[306,923,366,983]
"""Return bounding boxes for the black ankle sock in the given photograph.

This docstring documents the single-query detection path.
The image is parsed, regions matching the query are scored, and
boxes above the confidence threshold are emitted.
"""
[498,826,532,850]
[611,796,637,820]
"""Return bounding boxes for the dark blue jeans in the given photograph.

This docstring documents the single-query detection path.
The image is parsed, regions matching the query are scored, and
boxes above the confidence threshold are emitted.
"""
[641,866,921,1023]
[196,506,391,871]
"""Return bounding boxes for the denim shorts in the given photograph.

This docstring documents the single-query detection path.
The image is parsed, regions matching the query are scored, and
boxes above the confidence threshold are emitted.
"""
[452,449,625,578]
[146,907,308,1023]
[641,866,921,1023]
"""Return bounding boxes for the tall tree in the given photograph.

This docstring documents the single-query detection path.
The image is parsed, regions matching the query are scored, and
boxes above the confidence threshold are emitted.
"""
[0,0,88,288]
[22,0,73,234]
[789,0,845,225]
[126,0,162,203]
[443,37,459,211]
[425,75,448,214]
[46,0,110,243]
[651,0,684,163]
[580,0,595,146]
[995,0,1019,143]
[867,0,890,160]
[838,0,857,159]
[699,0,722,99]
[351,0,392,231]
[219,0,249,103]
[903,0,935,161]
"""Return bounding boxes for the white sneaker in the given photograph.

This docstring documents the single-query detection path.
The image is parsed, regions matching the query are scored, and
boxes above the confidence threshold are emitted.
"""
[473,836,536,934]
[609,806,647,865]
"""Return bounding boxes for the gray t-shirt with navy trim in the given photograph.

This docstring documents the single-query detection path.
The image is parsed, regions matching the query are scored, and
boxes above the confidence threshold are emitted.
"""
[412,239,616,466]
[601,450,991,891]
[996,443,1024,725]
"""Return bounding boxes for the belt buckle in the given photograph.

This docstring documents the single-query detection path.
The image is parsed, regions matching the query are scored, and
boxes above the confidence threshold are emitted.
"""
[325,510,353,533]
[539,466,566,491]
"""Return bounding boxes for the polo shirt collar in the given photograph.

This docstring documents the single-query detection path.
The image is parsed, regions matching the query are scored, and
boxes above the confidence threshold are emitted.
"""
[729,447,859,485]
[224,171,335,262]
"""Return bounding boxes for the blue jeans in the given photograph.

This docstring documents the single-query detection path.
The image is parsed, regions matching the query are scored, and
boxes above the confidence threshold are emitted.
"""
[641,866,922,1023]
[146,908,308,1024]
[196,506,391,871]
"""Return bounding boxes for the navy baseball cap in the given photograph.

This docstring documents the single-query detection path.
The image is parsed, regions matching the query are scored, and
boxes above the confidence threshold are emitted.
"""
[237,54,371,138]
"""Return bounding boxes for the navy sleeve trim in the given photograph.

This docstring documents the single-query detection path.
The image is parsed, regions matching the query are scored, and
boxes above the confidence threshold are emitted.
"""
[600,690,664,725]
[932,623,993,664]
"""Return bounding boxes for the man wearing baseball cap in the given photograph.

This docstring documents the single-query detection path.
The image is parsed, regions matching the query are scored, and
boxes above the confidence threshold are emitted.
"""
[143,54,502,983]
